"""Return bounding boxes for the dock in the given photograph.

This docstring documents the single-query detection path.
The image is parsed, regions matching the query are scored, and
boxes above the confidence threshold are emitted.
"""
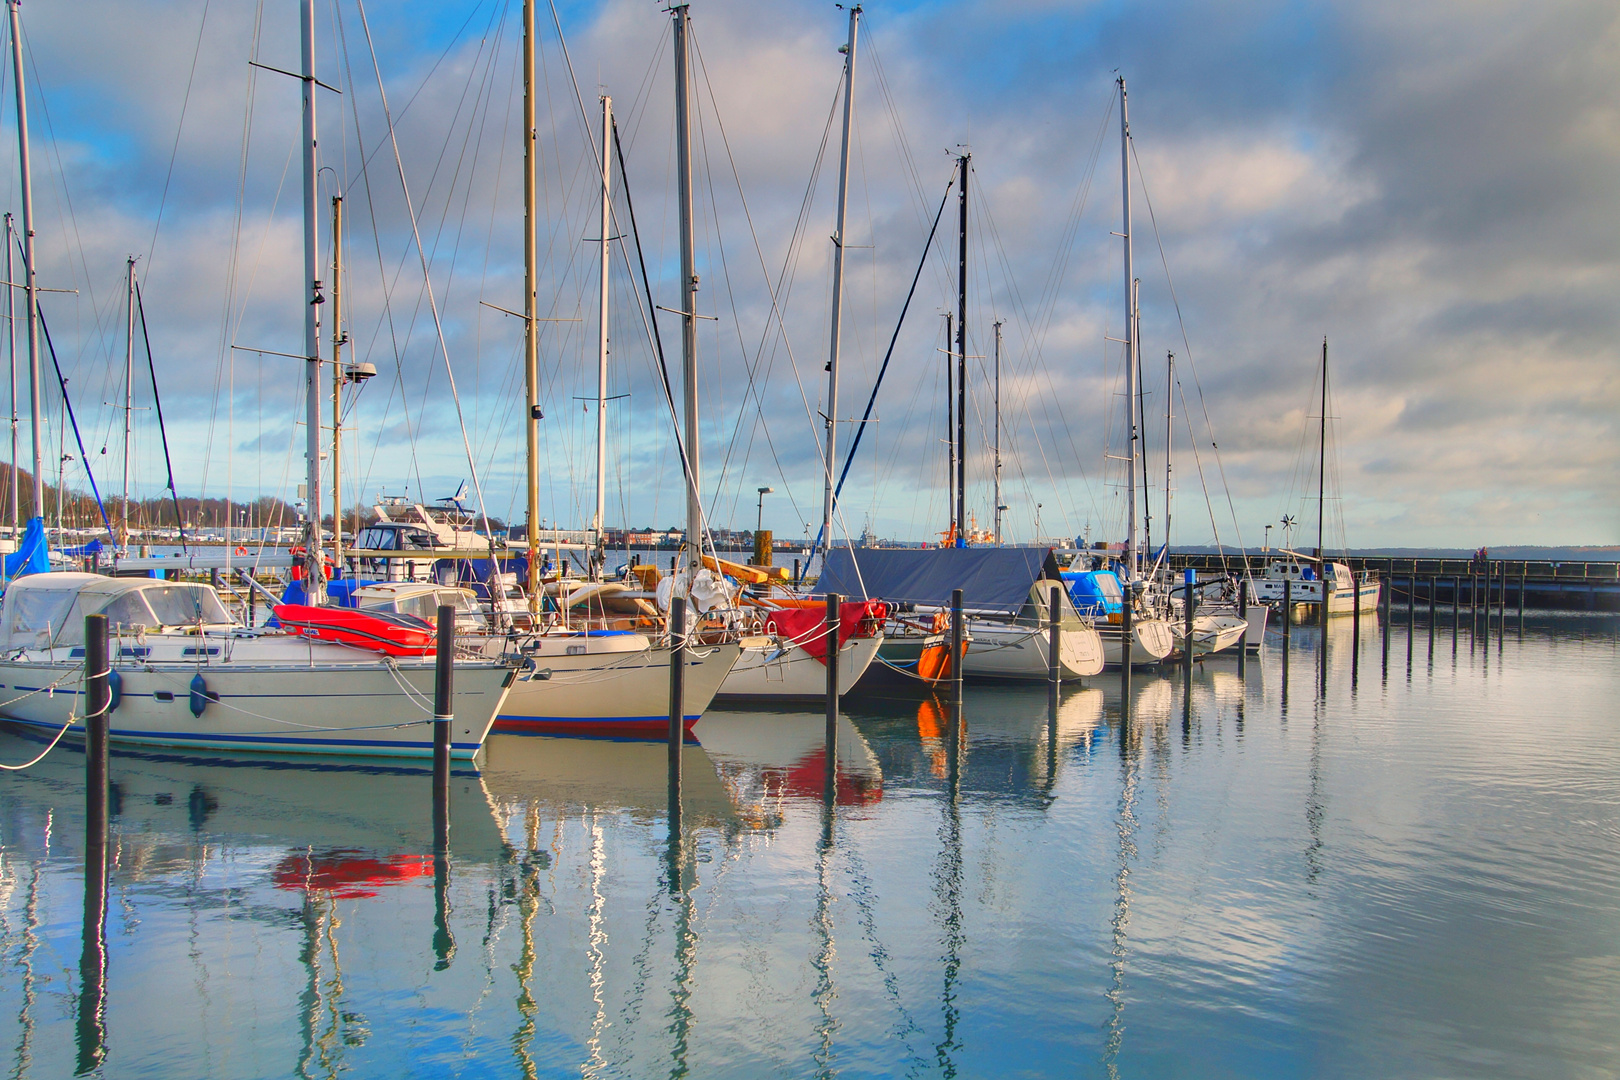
[1163,554,1620,613]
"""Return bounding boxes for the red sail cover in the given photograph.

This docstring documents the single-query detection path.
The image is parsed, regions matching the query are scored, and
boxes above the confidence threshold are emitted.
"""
[274,604,437,656]
[763,600,887,664]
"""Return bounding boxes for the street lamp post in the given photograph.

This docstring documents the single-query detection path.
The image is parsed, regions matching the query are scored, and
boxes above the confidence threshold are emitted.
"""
[756,486,774,536]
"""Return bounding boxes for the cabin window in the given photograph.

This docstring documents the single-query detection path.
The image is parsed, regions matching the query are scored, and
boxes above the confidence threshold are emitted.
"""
[355,527,399,551]
[101,593,157,632]
[3,589,74,646]
[141,585,231,626]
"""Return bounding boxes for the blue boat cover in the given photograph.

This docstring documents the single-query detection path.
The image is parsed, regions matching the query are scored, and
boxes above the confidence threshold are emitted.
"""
[817,546,1062,615]
[3,516,50,582]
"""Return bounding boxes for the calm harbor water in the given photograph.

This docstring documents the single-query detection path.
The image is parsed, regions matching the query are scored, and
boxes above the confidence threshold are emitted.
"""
[2,611,1617,1078]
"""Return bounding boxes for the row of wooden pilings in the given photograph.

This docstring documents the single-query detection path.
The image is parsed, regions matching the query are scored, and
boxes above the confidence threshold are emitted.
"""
[73,604,464,1069]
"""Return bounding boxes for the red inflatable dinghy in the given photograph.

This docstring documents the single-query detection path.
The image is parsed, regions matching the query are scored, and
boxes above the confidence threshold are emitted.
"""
[274,604,437,656]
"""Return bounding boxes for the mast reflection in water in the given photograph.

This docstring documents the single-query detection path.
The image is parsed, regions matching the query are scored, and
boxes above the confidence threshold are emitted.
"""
[0,613,1616,1075]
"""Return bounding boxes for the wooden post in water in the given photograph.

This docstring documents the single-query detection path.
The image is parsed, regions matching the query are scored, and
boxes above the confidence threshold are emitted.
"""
[950,588,965,700]
[1427,575,1437,659]
[1120,585,1134,706]
[1518,567,1526,633]
[432,606,453,838]
[824,592,841,805]
[667,594,686,827]
[1380,573,1390,676]
[78,613,110,1073]
[1406,578,1415,669]
[1498,561,1508,637]
[1182,569,1196,672]
[1049,585,1063,692]
[1237,579,1248,677]
[1351,574,1360,687]
[1469,568,1478,631]
[1283,578,1292,646]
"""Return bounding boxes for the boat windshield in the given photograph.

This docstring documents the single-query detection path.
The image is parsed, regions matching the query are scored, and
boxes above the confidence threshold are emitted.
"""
[136,585,232,626]
[355,527,399,551]
[2,589,75,646]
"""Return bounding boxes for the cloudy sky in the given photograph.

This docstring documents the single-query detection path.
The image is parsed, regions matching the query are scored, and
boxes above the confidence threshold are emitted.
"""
[3,0,1615,549]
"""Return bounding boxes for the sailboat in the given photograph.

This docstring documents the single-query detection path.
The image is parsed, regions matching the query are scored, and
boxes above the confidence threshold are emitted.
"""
[709,4,884,701]
[1096,77,1174,668]
[1250,338,1380,618]
[0,0,518,759]
[420,0,737,737]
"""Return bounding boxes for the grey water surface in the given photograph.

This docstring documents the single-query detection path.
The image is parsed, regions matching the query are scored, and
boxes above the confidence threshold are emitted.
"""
[1,611,1617,1078]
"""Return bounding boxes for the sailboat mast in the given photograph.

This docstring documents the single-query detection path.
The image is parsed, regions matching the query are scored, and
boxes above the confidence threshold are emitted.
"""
[1119,77,1137,580]
[594,93,612,568]
[8,0,42,520]
[955,153,969,547]
[993,319,1002,546]
[331,194,344,567]
[673,5,701,578]
[123,256,134,548]
[944,311,953,539]
[522,0,540,608]
[821,3,859,562]
[299,0,325,602]
[4,214,13,535]
[1136,278,1150,561]
[1316,336,1327,561]
[1164,350,1173,551]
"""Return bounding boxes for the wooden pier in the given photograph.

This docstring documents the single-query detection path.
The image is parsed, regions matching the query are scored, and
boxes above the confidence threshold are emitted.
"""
[1162,554,1620,613]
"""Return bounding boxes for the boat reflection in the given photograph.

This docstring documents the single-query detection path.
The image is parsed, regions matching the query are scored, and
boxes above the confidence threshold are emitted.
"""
[694,709,883,824]
[480,733,737,828]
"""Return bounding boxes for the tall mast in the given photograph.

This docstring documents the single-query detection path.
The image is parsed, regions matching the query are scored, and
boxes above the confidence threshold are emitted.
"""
[331,194,345,567]
[821,4,860,562]
[122,256,134,549]
[1164,350,1173,552]
[673,5,701,578]
[6,213,17,535]
[8,0,42,520]
[299,0,325,602]
[593,92,612,574]
[944,311,953,540]
[522,0,540,607]
[992,318,1002,545]
[1316,336,1327,561]
[955,152,969,547]
[1137,278,1149,560]
[1119,76,1137,581]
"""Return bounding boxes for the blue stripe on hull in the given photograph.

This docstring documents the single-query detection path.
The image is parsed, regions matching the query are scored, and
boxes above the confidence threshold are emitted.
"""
[0,717,479,759]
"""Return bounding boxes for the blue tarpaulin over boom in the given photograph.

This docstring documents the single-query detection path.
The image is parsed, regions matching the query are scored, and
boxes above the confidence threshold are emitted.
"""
[816,546,1063,616]
[3,516,51,582]
[62,538,104,558]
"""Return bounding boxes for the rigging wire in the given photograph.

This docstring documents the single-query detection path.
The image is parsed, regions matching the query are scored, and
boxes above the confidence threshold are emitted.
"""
[352,0,496,548]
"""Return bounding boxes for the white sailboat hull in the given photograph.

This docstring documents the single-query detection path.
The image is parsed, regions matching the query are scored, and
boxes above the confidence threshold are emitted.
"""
[960,621,1105,680]
[1099,618,1176,667]
[495,641,738,737]
[716,633,882,700]
[0,653,512,759]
